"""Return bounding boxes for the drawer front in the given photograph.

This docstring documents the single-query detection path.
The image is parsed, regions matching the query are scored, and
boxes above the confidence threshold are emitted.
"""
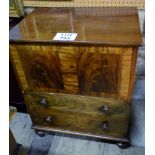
[24,92,129,115]
[29,106,129,138]
[24,93,130,138]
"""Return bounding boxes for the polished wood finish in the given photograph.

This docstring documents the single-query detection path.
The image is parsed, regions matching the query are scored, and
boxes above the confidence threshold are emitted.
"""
[24,92,129,115]
[9,7,142,144]
[9,7,142,46]
[10,44,64,90]
[10,44,137,100]
[30,111,129,138]
[24,92,129,138]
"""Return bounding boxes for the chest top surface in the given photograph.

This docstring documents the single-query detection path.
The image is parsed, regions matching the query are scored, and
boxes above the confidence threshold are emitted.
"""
[9,7,142,46]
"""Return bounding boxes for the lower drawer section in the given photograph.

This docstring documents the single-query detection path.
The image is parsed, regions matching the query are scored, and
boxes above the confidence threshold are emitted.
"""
[28,106,129,138]
[24,92,130,138]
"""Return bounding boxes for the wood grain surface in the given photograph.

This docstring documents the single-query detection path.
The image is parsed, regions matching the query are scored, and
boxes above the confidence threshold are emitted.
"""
[9,7,142,46]
[24,92,129,115]
[76,46,121,94]
[24,93,130,138]
[10,44,136,100]
[30,108,129,138]
[13,44,64,90]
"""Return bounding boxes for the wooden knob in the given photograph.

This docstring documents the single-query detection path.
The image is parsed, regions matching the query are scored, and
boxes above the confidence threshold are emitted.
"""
[40,98,47,106]
[45,116,53,124]
[101,121,109,131]
[100,105,109,113]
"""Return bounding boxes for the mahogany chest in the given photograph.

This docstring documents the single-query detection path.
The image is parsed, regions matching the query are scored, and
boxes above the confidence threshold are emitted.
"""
[9,7,142,147]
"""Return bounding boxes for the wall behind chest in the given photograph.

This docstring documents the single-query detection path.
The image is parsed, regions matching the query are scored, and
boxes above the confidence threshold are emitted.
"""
[23,0,144,9]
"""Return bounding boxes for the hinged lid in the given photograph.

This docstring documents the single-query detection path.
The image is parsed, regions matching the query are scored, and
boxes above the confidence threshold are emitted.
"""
[9,7,142,46]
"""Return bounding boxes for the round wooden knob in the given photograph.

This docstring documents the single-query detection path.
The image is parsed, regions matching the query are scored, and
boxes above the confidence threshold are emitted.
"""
[45,116,53,124]
[100,105,109,113]
[101,121,109,131]
[40,98,47,106]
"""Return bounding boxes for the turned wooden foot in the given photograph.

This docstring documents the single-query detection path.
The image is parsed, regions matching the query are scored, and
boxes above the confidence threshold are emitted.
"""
[117,142,130,149]
[35,130,47,137]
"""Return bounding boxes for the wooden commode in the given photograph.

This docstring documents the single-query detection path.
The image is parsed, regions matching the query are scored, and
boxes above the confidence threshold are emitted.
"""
[9,7,142,148]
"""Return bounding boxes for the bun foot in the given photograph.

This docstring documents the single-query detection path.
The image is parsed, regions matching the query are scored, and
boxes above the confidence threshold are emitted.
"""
[117,142,130,149]
[35,130,47,137]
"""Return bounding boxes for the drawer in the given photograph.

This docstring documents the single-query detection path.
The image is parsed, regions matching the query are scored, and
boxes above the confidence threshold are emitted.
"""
[24,92,129,115]
[24,92,130,138]
[29,106,129,138]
